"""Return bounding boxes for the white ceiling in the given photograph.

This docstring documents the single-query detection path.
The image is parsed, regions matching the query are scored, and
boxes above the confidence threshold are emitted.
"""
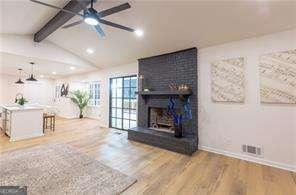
[0,0,67,35]
[0,34,97,77]
[1,0,296,71]
[0,52,95,78]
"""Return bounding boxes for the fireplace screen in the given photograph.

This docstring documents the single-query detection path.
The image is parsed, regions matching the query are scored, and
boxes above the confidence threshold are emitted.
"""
[149,107,180,133]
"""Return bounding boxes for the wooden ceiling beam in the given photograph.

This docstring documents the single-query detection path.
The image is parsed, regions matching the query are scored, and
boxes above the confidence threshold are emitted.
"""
[33,0,92,42]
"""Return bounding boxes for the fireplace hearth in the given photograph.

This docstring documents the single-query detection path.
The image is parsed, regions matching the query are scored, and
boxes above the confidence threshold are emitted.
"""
[128,48,198,155]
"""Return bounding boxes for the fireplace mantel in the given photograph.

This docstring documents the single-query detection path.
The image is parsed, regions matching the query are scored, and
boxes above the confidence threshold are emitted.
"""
[136,90,192,96]
[136,90,192,103]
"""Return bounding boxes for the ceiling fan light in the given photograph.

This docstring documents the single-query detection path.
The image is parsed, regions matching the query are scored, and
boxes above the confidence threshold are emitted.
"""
[84,17,99,26]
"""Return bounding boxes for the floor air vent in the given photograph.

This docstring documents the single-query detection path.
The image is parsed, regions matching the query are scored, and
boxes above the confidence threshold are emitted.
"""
[242,145,262,157]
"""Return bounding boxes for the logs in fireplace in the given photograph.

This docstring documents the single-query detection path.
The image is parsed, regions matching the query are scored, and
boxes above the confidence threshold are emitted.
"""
[149,107,175,133]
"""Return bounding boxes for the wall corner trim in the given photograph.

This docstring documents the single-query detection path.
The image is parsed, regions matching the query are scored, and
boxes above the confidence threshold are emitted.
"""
[199,145,295,172]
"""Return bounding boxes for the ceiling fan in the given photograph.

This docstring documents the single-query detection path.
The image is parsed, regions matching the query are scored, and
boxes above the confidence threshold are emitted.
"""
[30,0,138,38]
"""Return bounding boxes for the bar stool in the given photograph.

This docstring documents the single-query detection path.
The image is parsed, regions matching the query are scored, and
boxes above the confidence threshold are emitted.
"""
[43,113,55,133]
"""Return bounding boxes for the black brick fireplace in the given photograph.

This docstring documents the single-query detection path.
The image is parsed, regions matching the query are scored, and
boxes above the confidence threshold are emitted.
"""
[128,48,198,155]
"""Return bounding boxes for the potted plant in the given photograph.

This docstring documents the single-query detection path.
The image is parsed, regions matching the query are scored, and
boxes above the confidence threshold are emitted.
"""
[15,96,28,106]
[70,90,90,118]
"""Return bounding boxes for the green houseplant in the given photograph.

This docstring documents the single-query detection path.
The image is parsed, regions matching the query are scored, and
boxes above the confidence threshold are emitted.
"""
[16,96,28,106]
[70,90,90,118]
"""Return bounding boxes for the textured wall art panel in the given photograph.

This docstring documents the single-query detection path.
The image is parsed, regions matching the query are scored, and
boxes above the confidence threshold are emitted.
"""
[259,49,296,104]
[211,57,245,102]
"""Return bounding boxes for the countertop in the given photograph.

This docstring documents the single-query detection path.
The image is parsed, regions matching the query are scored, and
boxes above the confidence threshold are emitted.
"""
[2,105,44,111]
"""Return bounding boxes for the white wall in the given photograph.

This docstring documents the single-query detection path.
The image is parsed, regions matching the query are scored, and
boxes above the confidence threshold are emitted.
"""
[198,29,296,171]
[54,63,138,126]
[0,73,55,105]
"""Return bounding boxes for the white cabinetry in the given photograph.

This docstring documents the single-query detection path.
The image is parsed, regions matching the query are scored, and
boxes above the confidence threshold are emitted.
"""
[2,106,44,141]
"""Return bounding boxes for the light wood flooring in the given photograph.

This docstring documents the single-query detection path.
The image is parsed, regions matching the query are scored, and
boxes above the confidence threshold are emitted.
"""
[0,117,295,195]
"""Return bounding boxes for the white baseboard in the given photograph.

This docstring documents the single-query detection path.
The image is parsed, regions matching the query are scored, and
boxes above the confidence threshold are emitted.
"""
[199,145,295,172]
[56,114,75,119]
[10,132,44,142]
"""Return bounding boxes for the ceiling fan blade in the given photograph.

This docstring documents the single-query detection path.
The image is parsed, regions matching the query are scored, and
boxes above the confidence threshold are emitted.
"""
[97,3,131,18]
[30,0,84,17]
[94,25,106,38]
[98,19,134,32]
[62,20,84,28]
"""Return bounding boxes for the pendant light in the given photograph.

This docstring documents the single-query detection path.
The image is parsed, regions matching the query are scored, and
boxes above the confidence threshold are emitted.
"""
[15,68,24,84]
[26,62,38,81]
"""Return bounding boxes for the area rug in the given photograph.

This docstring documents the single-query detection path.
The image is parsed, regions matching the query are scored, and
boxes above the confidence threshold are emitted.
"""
[0,143,136,195]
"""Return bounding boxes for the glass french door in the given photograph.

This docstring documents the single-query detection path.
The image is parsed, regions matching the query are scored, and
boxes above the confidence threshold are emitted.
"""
[110,75,137,130]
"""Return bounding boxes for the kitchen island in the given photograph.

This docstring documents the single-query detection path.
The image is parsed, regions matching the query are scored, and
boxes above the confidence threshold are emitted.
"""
[2,105,44,141]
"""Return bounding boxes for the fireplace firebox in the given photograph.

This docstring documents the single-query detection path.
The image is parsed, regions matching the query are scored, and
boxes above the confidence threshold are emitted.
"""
[148,107,180,133]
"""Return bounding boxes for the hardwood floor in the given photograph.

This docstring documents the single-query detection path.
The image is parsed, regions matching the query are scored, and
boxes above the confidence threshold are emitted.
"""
[0,117,295,195]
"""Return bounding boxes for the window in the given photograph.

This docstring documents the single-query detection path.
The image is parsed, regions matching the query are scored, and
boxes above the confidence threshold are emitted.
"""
[54,85,61,100]
[89,81,100,106]
[109,75,137,130]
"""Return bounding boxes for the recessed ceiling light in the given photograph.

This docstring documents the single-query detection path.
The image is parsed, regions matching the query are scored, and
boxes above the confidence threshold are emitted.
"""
[40,75,44,78]
[134,29,144,37]
[86,48,94,54]
[70,66,76,70]
[52,71,56,75]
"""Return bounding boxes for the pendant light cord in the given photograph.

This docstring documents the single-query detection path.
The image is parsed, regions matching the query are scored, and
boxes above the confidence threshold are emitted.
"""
[30,62,34,76]
[18,69,22,79]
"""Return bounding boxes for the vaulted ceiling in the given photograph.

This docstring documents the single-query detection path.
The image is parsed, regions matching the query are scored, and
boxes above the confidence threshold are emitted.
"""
[1,0,295,75]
